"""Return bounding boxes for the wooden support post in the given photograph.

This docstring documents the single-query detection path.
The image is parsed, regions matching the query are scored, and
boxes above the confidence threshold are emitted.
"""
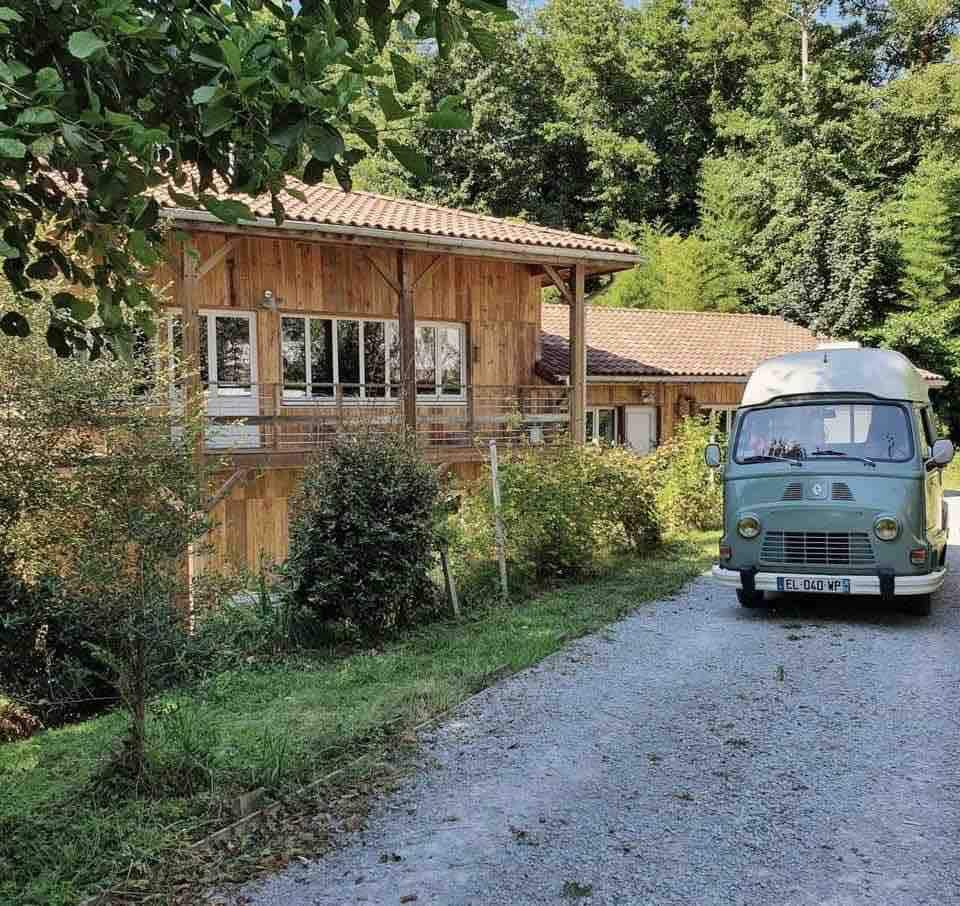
[272,383,282,450]
[489,439,509,604]
[397,249,417,433]
[176,237,203,620]
[180,239,203,457]
[569,263,587,444]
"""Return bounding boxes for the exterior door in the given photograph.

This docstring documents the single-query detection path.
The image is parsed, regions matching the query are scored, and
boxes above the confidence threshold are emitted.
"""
[624,405,657,455]
[173,311,260,449]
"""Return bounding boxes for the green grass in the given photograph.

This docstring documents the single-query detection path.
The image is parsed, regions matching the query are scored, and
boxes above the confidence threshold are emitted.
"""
[0,532,716,906]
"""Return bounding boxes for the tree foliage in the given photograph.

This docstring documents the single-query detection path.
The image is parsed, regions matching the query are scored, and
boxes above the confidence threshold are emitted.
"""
[0,0,509,353]
[0,296,210,775]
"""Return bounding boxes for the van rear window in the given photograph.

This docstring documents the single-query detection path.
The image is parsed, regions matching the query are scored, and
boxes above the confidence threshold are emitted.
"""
[734,403,913,464]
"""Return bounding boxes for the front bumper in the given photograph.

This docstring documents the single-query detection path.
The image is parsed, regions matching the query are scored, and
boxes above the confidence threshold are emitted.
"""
[711,565,947,596]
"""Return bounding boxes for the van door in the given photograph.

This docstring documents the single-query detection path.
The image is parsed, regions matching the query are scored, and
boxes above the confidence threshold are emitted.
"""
[917,407,943,539]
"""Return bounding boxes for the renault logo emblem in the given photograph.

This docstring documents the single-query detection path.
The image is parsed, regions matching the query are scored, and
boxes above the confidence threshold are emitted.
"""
[811,482,825,498]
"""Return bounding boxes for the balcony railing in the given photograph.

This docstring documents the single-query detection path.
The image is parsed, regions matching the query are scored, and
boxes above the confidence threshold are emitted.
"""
[198,383,572,459]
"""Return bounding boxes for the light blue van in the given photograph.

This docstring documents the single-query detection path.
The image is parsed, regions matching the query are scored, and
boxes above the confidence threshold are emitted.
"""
[708,347,953,616]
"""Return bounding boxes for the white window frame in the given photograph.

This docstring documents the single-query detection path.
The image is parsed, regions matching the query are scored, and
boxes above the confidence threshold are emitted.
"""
[167,309,258,398]
[707,405,738,436]
[279,314,466,405]
[586,407,618,444]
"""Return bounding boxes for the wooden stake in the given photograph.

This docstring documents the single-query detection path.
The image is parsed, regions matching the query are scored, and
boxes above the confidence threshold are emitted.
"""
[439,545,461,617]
[489,439,509,604]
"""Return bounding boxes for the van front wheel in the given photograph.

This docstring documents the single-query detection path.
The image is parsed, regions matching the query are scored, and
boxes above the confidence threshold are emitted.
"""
[737,588,766,608]
[901,594,931,617]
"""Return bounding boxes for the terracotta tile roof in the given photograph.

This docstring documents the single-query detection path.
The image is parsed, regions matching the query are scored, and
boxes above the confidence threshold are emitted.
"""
[152,174,639,259]
[539,304,945,384]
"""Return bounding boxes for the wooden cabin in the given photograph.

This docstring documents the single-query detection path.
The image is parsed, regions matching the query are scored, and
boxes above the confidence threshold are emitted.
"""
[157,179,641,575]
[158,181,941,576]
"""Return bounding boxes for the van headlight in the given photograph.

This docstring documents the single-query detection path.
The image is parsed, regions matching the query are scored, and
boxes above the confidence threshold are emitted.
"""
[736,515,761,539]
[873,516,900,541]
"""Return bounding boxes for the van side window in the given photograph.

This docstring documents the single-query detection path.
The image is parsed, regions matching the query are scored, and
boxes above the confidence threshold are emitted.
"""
[915,407,934,459]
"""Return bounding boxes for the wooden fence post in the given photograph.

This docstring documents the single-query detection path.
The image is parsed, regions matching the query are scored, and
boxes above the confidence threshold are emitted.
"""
[489,439,509,604]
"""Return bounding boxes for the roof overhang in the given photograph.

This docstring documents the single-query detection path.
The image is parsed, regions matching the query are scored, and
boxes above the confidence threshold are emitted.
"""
[164,208,643,273]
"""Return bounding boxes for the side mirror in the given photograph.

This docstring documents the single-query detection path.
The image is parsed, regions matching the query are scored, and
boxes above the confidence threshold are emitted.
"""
[931,438,955,467]
[705,443,722,468]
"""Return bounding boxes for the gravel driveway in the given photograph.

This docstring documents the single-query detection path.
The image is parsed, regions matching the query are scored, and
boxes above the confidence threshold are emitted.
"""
[236,532,960,905]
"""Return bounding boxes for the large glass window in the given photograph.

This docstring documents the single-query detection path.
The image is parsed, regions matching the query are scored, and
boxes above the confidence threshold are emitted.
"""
[281,316,464,402]
[337,319,361,397]
[586,407,617,444]
[734,402,914,464]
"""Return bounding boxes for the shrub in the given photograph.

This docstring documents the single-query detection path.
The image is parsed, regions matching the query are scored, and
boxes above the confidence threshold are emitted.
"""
[452,442,661,593]
[0,566,120,726]
[652,417,723,532]
[0,300,210,777]
[285,430,441,635]
[0,698,41,743]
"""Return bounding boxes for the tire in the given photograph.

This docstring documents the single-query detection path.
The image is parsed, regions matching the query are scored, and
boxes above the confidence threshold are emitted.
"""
[902,594,932,617]
[737,588,766,608]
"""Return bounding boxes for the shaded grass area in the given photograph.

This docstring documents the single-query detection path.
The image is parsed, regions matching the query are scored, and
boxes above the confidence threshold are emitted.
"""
[1,532,716,906]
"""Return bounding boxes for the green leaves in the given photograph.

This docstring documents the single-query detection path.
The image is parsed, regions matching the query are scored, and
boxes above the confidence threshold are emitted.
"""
[191,85,220,105]
[309,123,345,162]
[461,0,515,22]
[53,291,95,322]
[426,96,471,130]
[0,312,30,338]
[35,68,63,93]
[201,104,235,137]
[0,138,26,158]
[0,0,487,354]
[200,196,256,224]
[377,85,411,122]
[390,52,416,94]
[67,30,107,60]
[16,107,58,126]
[385,139,429,180]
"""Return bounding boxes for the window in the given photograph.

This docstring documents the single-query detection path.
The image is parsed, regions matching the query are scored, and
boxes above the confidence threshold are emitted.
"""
[586,407,617,444]
[707,406,738,436]
[170,311,255,395]
[734,402,914,464]
[280,316,465,402]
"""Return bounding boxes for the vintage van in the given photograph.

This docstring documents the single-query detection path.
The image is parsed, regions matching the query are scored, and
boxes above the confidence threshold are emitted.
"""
[707,347,953,615]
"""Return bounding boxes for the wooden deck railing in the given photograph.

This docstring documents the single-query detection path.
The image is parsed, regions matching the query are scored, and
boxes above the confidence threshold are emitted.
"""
[198,383,572,459]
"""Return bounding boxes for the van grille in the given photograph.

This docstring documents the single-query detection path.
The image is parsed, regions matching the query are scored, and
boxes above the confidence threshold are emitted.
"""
[781,482,803,501]
[831,482,854,501]
[761,531,875,567]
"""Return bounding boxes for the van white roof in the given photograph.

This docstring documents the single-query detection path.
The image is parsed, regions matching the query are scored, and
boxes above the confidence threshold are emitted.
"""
[741,348,930,407]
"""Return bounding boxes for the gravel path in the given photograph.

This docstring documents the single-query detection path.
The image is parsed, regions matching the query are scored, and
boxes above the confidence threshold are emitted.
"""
[235,527,960,905]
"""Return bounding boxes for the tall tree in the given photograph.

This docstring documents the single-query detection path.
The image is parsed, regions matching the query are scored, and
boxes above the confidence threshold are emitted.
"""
[895,154,960,306]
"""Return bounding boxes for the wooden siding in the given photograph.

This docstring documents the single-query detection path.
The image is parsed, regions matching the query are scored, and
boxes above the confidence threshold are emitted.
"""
[164,232,542,393]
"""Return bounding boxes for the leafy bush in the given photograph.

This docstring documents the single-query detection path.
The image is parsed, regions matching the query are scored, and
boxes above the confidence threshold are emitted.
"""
[0,566,121,726]
[452,442,661,594]
[651,417,722,532]
[0,698,41,743]
[0,299,210,777]
[285,430,441,635]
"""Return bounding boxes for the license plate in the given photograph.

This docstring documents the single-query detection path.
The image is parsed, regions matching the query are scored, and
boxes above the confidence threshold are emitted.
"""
[776,576,851,594]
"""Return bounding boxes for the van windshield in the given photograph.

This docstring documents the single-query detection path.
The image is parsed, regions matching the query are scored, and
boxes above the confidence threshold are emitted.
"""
[734,402,913,464]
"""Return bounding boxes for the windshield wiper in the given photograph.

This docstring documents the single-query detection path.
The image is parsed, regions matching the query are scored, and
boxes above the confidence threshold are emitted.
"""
[740,454,803,467]
[809,450,877,468]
